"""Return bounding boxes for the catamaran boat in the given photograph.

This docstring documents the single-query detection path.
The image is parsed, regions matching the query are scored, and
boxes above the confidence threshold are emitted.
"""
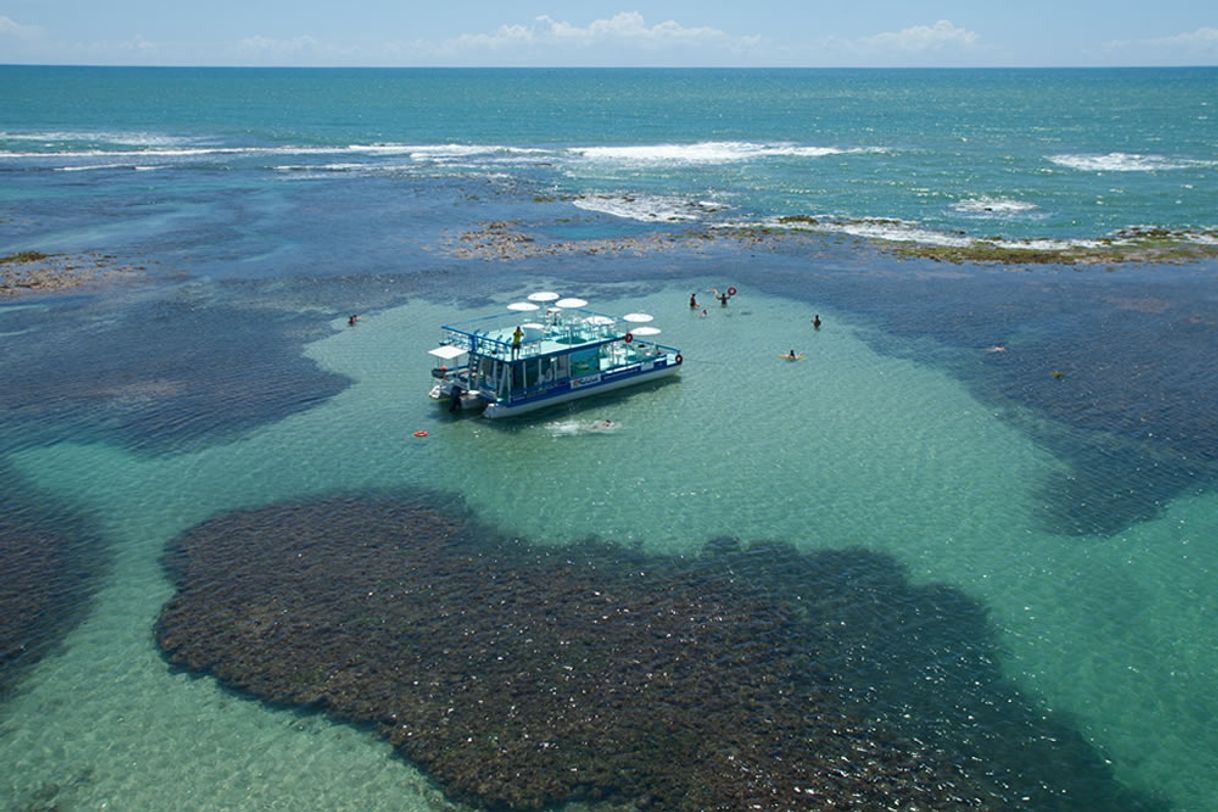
[427,292,683,419]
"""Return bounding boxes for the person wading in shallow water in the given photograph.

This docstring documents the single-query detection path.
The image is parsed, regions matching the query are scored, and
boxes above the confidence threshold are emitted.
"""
[689,292,698,308]
[812,314,822,330]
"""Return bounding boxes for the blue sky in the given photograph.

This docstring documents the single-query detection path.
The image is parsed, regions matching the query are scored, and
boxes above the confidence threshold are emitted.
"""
[1,1,1216,67]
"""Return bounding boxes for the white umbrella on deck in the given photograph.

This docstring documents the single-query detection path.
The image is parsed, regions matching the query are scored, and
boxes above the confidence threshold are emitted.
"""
[622,313,654,323]
[507,301,540,312]
[555,297,588,309]
[527,291,560,302]
[630,325,661,336]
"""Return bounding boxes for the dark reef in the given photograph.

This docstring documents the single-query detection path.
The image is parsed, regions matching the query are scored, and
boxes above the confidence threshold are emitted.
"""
[0,283,352,456]
[0,468,107,698]
[156,493,1164,811]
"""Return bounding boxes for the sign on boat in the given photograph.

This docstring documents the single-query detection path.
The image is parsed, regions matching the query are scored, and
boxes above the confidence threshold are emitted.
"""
[427,294,683,418]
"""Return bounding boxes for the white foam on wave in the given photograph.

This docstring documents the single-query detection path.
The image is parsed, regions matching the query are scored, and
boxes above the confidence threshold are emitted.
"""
[569,141,887,164]
[573,194,727,222]
[53,163,135,172]
[0,142,553,167]
[1047,152,1217,172]
[4,139,891,174]
[729,215,1117,252]
[372,144,551,161]
[1,146,322,159]
[818,220,975,248]
[951,196,1039,215]
[740,216,974,248]
[275,162,369,172]
[0,130,195,147]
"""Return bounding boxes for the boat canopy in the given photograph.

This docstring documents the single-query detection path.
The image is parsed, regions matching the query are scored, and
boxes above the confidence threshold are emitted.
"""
[428,345,468,360]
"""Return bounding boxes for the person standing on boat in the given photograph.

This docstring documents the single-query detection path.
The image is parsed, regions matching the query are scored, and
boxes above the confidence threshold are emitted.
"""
[511,325,524,359]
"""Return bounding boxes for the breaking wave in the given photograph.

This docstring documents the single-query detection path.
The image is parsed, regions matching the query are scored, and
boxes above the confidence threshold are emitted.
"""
[1047,152,1218,172]
[573,194,728,222]
[951,196,1039,215]
[568,141,889,164]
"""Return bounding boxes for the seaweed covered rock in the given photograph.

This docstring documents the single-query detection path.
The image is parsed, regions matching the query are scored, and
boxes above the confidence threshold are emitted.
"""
[157,494,1163,811]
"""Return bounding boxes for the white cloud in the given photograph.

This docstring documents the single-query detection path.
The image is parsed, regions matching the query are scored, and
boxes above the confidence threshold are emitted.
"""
[858,20,978,53]
[536,11,740,46]
[0,14,41,38]
[439,11,760,63]
[1100,27,1218,64]
[239,34,323,58]
[120,34,158,53]
[796,19,984,66]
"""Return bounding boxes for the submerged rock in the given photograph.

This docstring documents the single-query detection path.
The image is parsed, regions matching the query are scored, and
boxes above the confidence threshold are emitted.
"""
[0,478,105,697]
[157,494,1164,811]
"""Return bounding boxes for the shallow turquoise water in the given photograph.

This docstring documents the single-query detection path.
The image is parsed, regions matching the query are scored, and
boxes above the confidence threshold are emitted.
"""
[3,284,1215,809]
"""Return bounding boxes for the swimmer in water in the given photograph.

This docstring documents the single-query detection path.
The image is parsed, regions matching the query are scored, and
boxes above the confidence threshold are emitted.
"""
[812,314,821,330]
[787,349,798,360]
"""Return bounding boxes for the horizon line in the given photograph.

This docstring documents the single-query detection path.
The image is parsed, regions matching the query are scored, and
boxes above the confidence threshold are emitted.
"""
[3,62,1217,70]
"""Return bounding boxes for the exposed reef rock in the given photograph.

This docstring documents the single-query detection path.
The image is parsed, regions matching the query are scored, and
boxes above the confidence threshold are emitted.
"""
[450,216,1218,267]
[448,220,710,262]
[157,494,1163,811]
[0,250,147,296]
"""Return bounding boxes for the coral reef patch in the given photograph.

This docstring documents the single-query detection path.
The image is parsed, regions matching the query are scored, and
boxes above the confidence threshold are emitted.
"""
[447,220,712,262]
[0,288,351,456]
[0,469,106,697]
[157,494,1164,811]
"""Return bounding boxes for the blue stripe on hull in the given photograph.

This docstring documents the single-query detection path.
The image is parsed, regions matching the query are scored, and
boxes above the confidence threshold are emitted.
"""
[482,362,680,419]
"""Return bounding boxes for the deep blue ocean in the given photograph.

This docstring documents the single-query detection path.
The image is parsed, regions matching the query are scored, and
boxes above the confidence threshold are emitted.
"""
[2,67,1218,811]
[3,66,1217,250]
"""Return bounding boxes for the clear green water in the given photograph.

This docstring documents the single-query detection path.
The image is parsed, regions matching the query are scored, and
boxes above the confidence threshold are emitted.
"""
[3,285,1215,809]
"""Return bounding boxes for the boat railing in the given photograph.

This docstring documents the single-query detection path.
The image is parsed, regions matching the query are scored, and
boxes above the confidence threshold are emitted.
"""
[439,313,671,365]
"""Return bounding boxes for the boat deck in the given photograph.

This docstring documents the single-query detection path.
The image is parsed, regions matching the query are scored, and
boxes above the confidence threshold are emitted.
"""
[440,311,677,362]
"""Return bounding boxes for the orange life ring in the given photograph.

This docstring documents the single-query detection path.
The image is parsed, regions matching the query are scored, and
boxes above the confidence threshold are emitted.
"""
[413,430,429,438]
[727,286,737,296]
[674,353,684,364]
[624,332,633,343]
